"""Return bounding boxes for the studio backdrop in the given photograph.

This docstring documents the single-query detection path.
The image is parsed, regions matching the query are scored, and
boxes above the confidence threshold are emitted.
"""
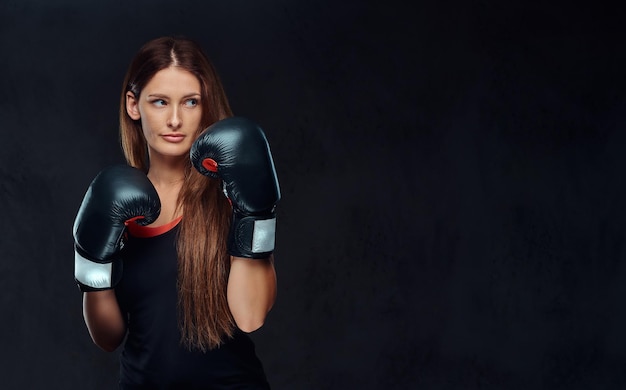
[1,1,625,389]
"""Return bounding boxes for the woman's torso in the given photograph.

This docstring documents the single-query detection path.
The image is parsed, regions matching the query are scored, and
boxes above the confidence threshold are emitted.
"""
[115,218,270,389]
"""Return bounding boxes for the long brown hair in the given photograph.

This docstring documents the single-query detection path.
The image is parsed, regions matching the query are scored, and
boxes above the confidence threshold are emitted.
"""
[119,36,235,351]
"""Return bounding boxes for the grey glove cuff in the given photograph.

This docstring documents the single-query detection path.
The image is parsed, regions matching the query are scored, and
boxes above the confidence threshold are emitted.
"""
[74,250,121,291]
[229,213,276,259]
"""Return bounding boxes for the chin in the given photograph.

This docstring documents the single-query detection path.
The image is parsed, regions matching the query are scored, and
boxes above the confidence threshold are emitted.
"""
[149,145,192,160]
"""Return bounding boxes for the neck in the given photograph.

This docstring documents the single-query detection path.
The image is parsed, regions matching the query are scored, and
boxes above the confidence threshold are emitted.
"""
[147,156,187,187]
[146,156,186,224]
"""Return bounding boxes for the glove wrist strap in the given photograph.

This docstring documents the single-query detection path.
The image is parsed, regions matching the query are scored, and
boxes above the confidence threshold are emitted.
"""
[229,211,276,259]
[74,247,121,291]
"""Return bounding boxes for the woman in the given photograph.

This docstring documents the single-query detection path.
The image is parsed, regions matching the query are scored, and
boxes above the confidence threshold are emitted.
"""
[73,36,279,389]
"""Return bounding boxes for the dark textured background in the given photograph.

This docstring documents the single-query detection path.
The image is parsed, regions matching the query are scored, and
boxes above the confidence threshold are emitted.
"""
[1,1,625,389]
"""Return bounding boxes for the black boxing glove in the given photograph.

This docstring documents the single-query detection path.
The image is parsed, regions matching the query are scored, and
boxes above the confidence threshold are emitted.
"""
[73,165,161,291]
[190,117,281,258]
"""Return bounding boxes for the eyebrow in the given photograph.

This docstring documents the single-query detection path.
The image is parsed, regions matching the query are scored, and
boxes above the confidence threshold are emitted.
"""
[147,93,201,99]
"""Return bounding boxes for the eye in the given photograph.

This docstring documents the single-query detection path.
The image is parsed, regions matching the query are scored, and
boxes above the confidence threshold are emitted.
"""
[151,99,166,107]
[185,98,199,107]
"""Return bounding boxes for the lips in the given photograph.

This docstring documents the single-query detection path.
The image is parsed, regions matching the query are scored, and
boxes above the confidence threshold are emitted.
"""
[162,134,185,143]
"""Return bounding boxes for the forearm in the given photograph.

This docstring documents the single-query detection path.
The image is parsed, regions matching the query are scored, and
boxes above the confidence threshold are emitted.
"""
[227,256,277,333]
[82,290,126,352]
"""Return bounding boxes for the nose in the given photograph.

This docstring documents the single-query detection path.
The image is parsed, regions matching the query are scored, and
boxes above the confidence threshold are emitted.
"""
[167,106,182,129]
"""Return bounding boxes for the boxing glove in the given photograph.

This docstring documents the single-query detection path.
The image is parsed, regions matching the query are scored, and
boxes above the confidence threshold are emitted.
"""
[73,165,161,291]
[190,116,281,258]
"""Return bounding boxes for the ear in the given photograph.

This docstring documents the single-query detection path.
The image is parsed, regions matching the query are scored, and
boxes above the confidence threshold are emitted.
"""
[126,91,141,120]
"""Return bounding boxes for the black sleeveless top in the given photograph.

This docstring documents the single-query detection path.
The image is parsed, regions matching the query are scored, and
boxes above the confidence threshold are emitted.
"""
[115,218,270,389]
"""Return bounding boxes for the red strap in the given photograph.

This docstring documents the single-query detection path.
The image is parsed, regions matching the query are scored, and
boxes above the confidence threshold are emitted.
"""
[127,216,183,238]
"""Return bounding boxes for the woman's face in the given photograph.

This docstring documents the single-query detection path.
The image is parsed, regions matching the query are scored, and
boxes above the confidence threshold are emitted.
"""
[126,66,203,162]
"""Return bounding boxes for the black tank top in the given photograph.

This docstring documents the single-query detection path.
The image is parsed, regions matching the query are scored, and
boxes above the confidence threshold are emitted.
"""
[115,218,270,389]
